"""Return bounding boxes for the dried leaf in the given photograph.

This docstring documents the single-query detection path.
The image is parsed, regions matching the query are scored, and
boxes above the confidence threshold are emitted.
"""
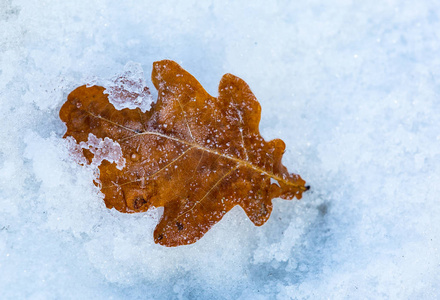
[60,60,308,247]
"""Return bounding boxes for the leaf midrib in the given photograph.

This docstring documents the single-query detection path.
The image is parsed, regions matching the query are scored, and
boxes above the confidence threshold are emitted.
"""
[88,111,306,190]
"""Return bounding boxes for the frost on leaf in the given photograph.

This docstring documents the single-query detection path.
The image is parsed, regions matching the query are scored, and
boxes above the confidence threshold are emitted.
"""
[60,60,309,247]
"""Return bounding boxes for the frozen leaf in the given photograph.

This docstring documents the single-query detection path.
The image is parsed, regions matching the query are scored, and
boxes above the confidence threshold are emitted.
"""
[59,60,309,247]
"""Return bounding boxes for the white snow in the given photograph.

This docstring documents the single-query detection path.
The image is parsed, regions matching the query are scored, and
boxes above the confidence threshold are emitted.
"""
[1,0,439,299]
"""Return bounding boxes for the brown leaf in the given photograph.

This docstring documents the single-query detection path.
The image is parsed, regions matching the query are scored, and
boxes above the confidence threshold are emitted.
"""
[60,60,309,247]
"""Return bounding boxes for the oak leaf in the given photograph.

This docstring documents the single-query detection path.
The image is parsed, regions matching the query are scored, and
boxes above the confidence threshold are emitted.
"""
[60,60,308,247]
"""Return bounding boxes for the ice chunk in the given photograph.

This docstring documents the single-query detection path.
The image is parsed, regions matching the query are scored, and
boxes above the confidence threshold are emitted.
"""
[104,62,153,112]
[67,134,126,170]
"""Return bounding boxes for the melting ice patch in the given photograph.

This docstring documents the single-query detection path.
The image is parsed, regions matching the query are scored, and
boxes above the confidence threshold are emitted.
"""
[67,134,126,170]
[88,62,153,112]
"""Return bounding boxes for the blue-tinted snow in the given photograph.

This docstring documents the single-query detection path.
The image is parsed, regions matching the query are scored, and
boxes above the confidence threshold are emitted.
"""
[0,0,439,299]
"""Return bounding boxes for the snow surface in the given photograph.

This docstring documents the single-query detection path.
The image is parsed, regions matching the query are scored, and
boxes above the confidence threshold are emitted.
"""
[1,0,439,299]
